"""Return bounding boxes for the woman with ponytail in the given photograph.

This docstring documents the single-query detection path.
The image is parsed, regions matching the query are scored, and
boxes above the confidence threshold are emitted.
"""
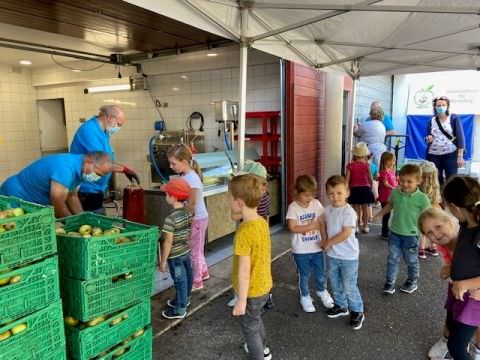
[167,144,209,291]
[441,176,480,359]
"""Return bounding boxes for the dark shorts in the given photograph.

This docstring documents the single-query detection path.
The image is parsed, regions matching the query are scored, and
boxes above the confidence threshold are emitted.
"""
[348,186,375,205]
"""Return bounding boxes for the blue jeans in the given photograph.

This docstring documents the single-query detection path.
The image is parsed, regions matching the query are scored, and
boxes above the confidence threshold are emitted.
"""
[426,150,458,186]
[167,252,193,314]
[327,256,364,312]
[386,232,420,284]
[293,252,327,297]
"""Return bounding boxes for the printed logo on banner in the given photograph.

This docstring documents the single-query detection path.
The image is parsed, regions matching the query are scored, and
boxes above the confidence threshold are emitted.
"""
[413,84,435,108]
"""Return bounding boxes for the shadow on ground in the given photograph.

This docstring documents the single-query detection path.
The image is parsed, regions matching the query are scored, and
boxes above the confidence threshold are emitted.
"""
[154,226,446,360]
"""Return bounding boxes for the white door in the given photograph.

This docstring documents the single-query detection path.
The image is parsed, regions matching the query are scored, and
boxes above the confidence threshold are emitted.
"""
[37,99,68,155]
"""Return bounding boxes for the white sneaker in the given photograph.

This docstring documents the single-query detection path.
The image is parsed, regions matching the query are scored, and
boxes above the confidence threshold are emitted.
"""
[316,290,334,309]
[227,293,238,307]
[428,337,448,359]
[471,343,480,360]
[300,295,316,313]
[243,343,272,360]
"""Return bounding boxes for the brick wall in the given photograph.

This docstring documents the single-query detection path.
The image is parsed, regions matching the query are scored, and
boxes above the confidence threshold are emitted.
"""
[285,62,326,203]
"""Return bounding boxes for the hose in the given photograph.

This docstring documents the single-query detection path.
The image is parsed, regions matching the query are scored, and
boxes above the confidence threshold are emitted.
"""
[149,135,168,183]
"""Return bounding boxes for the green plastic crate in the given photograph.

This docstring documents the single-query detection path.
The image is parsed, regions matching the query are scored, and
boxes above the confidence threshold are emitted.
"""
[92,327,152,360]
[57,212,158,279]
[65,301,151,360]
[60,263,155,322]
[0,256,60,325]
[0,300,66,360]
[0,196,56,271]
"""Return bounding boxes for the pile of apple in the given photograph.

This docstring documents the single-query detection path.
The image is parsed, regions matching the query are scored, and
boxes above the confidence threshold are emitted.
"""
[0,323,27,342]
[90,328,145,359]
[0,207,25,233]
[64,311,129,330]
[56,224,132,244]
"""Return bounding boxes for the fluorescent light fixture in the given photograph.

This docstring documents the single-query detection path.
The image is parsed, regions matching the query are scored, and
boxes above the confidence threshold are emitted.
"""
[72,69,81,73]
[172,87,180,91]
[19,60,32,65]
[84,84,131,94]
[180,75,188,79]
[206,53,218,57]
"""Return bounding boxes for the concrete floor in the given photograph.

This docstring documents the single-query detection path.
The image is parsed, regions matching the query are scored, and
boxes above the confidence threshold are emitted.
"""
[151,225,446,360]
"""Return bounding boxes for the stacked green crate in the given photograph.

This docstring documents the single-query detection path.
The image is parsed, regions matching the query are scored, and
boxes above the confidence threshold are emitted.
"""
[0,195,66,359]
[56,212,158,360]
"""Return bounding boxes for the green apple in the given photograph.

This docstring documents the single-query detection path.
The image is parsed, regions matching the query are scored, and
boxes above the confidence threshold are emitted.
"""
[12,208,24,217]
[91,227,103,237]
[55,227,66,235]
[78,224,92,235]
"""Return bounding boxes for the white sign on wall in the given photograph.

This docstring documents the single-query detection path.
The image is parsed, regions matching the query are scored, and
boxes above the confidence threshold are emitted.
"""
[407,80,480,115]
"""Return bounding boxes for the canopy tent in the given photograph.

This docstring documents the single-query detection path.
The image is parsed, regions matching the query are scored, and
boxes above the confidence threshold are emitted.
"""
[125,0,480,168]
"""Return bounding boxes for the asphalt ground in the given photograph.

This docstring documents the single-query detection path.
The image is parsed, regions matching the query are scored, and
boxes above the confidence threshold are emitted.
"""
[154,225,446,360]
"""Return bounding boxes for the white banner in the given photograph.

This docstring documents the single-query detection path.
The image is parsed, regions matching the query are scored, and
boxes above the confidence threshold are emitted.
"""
[407,78,480,115]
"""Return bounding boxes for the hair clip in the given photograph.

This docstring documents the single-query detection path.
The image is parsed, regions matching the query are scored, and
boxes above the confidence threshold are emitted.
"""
[475,201,480,207]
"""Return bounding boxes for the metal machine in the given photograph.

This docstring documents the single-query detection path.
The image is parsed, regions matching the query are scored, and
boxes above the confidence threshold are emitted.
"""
[213,100,238,151]
[148,121,205,184]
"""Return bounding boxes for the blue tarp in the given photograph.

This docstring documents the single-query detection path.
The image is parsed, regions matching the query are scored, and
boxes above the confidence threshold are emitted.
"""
[405,114,474,160]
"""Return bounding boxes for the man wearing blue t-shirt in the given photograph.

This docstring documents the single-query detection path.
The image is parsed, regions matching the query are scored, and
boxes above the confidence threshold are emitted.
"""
[0,152,112,217]
[70,105,139,213]
[366,101,395,135]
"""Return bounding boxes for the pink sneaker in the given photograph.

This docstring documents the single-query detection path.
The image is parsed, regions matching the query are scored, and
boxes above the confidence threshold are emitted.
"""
[192,282,204,292]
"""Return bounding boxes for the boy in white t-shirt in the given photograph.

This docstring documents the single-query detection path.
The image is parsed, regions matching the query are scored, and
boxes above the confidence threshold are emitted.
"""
[286,175,334,313]
[322,175,365,330]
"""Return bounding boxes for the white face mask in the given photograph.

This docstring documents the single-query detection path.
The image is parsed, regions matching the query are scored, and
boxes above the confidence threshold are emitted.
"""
[108,125,120,135]
[82,172,101,183]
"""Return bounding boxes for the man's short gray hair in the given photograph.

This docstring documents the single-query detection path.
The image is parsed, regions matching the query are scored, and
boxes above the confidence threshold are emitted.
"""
[86,151,113,167]
[98,105,122,118]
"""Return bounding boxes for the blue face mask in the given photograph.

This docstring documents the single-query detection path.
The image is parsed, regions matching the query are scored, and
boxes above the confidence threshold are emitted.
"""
[82,172,101,183]
[108,125,120,135]
[435,106,447,115]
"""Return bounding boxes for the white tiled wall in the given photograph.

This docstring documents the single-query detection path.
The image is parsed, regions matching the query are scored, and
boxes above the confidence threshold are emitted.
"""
[0,65,40,182]
[31,46,281,190]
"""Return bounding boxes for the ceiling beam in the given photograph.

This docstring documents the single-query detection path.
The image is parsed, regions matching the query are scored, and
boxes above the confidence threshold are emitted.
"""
[316,39,479,57]
[317,23,479,68]
[363,56,473,71]
[249,10,317,67]
[253,3,480,15]
[183,0,240,41]
[250,0,383,42]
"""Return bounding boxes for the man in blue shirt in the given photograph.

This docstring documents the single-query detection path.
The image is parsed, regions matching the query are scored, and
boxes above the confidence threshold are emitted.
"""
[366,101,395,135]
[70,105,139,213]
[0,152,112,218]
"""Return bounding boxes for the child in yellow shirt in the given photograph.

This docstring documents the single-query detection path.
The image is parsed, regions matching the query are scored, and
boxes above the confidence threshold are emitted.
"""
[229,174,273,360]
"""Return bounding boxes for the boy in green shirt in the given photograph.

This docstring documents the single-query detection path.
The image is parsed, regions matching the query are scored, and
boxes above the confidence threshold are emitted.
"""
[374,164,430,294]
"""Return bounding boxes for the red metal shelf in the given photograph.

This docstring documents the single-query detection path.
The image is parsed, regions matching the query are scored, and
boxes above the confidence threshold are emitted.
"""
[242,111,281,173]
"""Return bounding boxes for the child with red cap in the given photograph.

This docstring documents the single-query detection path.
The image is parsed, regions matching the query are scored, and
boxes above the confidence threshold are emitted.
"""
[159,177,194,319]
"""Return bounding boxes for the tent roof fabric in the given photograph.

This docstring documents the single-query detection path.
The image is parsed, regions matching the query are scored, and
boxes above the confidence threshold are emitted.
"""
[125,0,480,77]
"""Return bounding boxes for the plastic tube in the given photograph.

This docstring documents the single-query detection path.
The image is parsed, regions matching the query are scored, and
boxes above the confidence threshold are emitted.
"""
[149,135,168,183]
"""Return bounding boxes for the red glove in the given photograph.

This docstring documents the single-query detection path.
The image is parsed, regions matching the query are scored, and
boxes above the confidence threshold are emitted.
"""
[123,166,140,184]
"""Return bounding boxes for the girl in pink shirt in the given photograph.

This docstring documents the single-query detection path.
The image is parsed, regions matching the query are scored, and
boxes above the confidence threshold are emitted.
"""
[346,142,375,233]
[377,152,398,239]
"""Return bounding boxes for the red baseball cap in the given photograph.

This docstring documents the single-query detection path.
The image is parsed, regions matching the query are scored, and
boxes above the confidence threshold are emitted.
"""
[160,177,191,200]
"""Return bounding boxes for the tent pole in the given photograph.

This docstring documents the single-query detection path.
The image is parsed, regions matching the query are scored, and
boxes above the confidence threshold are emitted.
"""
[238,7,248,171]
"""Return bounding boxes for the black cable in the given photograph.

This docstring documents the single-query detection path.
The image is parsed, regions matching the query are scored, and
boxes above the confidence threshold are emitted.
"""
[188,112,204,132]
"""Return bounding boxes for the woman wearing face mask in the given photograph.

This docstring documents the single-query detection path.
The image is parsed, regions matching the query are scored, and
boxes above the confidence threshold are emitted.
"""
[70,104,139,214]
[425,96,465,186]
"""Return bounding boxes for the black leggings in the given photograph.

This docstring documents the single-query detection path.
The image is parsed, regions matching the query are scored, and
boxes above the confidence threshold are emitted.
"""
[446,312,477,360]
[381,202,390,237]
